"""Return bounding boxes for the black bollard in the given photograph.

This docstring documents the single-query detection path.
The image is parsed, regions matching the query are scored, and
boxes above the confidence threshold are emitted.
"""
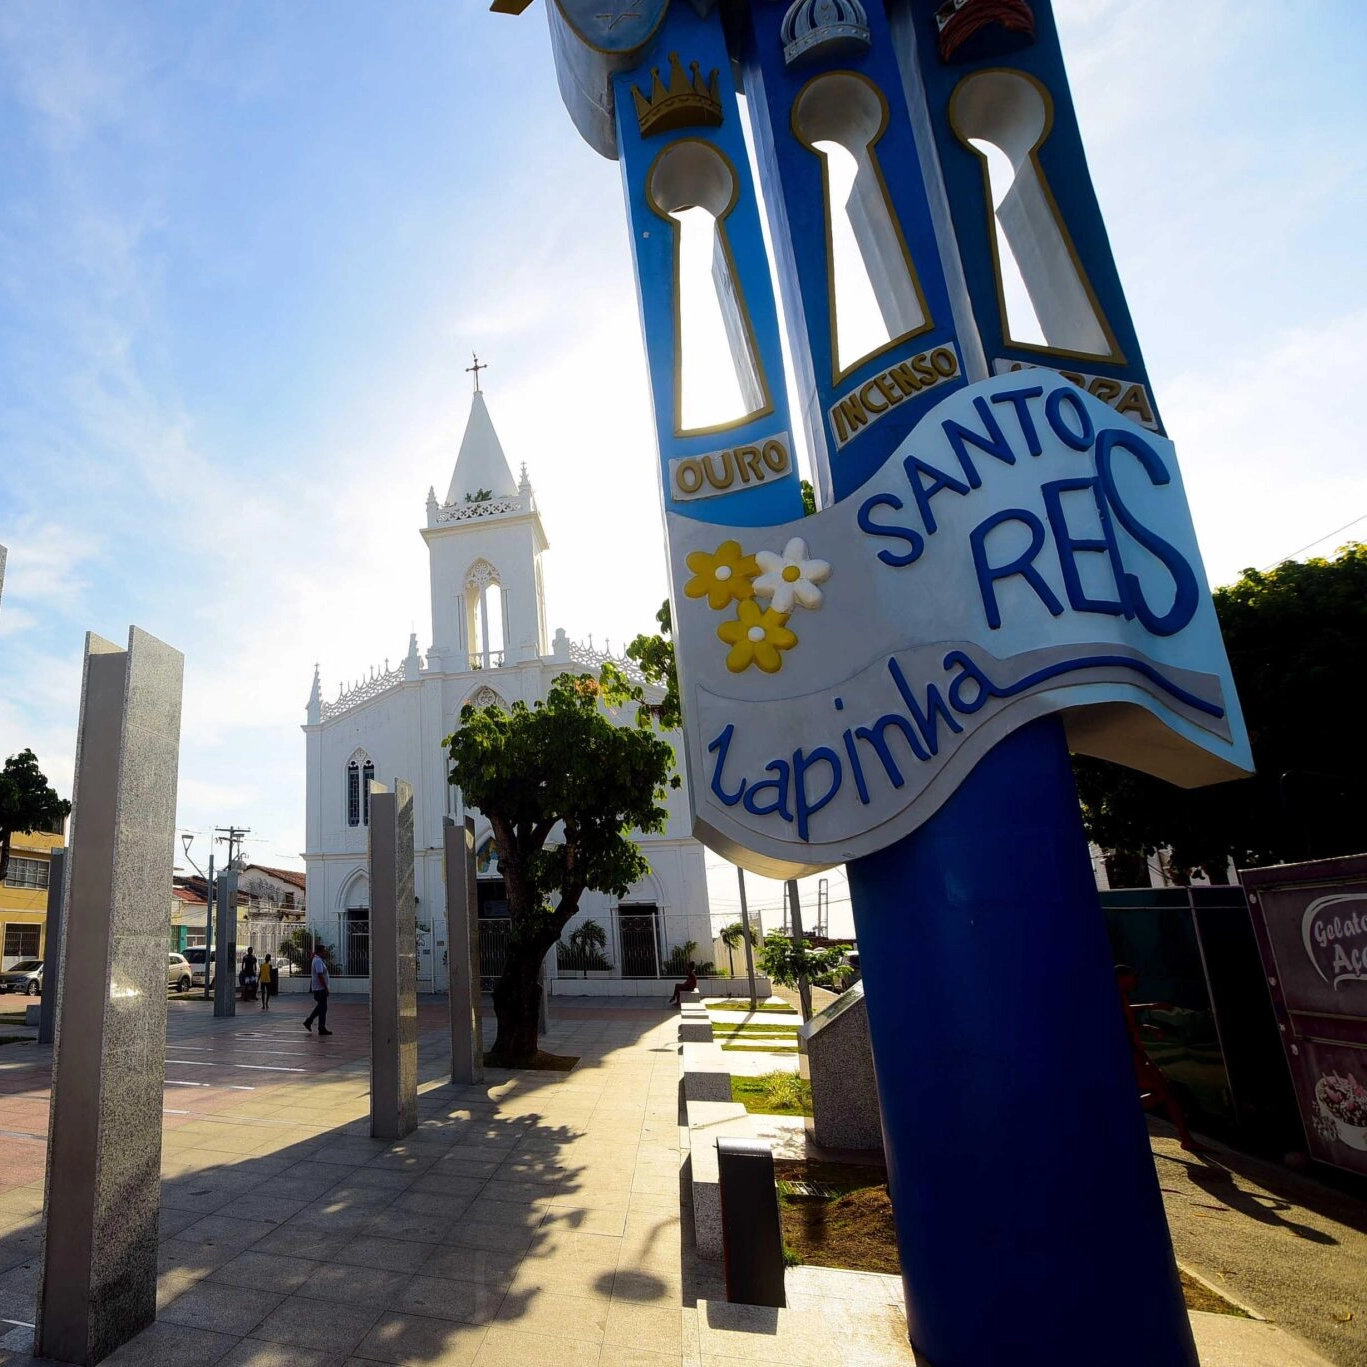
[717,1137,786,1308]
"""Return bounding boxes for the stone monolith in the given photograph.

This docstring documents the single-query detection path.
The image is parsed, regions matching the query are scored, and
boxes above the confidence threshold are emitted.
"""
[370,779,417,1139]
[36,628,183,1366]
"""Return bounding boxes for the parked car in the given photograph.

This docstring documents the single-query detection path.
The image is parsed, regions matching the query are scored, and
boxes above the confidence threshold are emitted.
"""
[167,953,193,993]
[182,947,214,988]
[0,959,43,995]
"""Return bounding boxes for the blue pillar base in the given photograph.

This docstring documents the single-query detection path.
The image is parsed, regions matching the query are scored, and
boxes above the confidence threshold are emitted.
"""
[848,716,1197,1367]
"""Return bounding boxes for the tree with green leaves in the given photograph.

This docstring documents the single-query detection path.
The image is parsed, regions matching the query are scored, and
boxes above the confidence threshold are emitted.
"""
[446,668,679,1065]
[625,600,681,731]
[757,931,847,1018]
[1074,544,1367,879]
[0,750,70,885]
[718,919,756,976]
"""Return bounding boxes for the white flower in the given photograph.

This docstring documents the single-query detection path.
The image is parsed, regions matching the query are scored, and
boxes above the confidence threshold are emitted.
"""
[753,537,831,613]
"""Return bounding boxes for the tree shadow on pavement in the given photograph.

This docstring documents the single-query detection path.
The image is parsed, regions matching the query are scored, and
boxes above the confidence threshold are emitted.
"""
[0,1074,591,1364]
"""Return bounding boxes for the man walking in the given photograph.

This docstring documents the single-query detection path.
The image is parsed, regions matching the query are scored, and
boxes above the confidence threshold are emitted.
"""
[303,946,332,1036]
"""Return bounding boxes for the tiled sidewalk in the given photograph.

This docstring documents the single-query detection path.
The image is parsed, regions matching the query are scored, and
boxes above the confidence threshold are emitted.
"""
[0,999,917,1366]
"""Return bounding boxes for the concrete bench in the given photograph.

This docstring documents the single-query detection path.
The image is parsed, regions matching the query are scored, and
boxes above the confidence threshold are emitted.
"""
[685,1100,756,1259]
[680,1016,714,1043]
[682,1041,732,1104]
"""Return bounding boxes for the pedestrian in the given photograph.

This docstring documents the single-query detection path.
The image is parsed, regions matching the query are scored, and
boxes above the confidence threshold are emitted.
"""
[258,953,274,1011]
[240,946,258,1002]
[303,946,332,1036]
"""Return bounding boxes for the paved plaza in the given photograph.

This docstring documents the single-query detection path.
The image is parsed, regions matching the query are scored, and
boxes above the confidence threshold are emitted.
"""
[0,997,1343,1366]
[0,998,915,1367]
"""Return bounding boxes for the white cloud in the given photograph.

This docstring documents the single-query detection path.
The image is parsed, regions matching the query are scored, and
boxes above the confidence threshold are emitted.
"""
[1164,308,1367,585]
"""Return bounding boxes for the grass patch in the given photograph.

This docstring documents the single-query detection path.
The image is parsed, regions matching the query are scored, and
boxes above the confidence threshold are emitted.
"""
[483,1050,579,1072]
[0,1035,33,1047]
[722,1042,798,1052]
[709,1002,797,1014]
[713,1023,798,1035]
[774,1156,1255,1319]
[732,1071,813,1117]
[774,1159,898,1275]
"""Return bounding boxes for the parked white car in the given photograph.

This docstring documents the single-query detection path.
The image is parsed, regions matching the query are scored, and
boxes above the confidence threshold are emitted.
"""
[167,953,193,993]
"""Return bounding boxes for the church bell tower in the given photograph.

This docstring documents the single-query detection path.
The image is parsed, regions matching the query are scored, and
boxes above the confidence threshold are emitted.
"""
[421,362,549,672]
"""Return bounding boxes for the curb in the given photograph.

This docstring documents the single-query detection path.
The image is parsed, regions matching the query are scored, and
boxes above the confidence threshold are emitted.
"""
[1178,1261,1267,1322]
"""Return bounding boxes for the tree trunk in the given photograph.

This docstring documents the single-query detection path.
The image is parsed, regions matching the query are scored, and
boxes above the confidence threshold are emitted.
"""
[483,812,584,1067]
[489,940,548,1066]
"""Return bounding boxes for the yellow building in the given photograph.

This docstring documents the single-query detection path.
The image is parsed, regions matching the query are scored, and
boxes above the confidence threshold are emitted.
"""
[1,821,64,968]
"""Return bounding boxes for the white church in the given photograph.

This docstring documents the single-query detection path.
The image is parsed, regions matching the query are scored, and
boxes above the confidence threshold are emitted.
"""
[302,382,714,994]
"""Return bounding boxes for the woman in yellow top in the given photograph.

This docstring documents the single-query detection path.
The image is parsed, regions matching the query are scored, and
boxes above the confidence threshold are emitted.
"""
[258,954,274,1011]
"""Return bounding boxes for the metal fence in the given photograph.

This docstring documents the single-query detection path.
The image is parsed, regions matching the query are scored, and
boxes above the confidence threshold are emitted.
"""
[479,918,512,989]
[553,909,768,981]
[331,907,772,987]
[337,917,371,977]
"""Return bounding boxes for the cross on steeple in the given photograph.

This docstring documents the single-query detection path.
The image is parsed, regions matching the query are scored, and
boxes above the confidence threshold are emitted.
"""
[466,352,488,393]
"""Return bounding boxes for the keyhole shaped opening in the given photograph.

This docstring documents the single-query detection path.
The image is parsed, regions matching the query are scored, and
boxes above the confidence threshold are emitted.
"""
[968,137,1045,346]
[951,69,1119,360]
[794,72,929,381]
[648,139,769,434]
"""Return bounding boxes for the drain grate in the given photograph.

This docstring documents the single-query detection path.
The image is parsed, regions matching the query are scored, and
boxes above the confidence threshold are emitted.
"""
[776,1179,839,1199]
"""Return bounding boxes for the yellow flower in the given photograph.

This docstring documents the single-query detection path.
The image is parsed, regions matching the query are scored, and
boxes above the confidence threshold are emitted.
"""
[685,540,759,610]
[717,599,798,674]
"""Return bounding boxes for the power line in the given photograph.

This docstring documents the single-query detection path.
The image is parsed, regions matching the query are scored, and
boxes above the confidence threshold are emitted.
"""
[1261,513,1367,571]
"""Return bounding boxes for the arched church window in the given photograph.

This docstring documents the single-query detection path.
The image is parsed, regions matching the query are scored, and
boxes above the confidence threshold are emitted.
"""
[465,560,506,670]
[347,754,376,828]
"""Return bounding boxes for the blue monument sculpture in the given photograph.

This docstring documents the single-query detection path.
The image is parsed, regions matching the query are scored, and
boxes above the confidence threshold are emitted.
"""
[495,3,1250,1362]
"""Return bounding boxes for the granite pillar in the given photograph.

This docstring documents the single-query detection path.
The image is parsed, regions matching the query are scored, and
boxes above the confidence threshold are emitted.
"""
[36,628,183,1366]
[370,779,417,1139]
[36,849,66,1047]
[213,871,238,1017]
[444,816,483,1085]
[798,982,883,1153]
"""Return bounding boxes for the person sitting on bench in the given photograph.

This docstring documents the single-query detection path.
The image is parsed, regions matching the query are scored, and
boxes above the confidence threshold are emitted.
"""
[669,961,698,1007]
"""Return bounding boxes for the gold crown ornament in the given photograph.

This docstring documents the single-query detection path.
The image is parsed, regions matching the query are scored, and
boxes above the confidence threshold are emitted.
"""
[631,53,723,137]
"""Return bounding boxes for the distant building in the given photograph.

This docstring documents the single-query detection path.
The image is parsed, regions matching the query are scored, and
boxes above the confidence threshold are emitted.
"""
[1,818,64,968]
[170,864,307,959]
[302,386,712,991]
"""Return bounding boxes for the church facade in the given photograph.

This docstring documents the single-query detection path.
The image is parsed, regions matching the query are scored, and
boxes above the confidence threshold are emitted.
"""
[301,387,712,993]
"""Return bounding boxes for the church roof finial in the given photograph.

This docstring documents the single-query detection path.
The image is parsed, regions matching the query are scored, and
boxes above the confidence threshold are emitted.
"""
[466,351,487,394]
[306,663,322,725]
[444,377,518,506]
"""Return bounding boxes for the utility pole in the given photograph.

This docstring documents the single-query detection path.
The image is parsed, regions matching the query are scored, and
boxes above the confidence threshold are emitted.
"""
[213,828,248,990]
[786,879,812,1023]
[180,834,216,1001]
[736,867,758,1012]
[214,826,251,870]
[203,853,214,999]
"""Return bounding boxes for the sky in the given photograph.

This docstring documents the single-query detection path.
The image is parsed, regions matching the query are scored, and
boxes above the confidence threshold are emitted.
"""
[1,1,1365,938]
